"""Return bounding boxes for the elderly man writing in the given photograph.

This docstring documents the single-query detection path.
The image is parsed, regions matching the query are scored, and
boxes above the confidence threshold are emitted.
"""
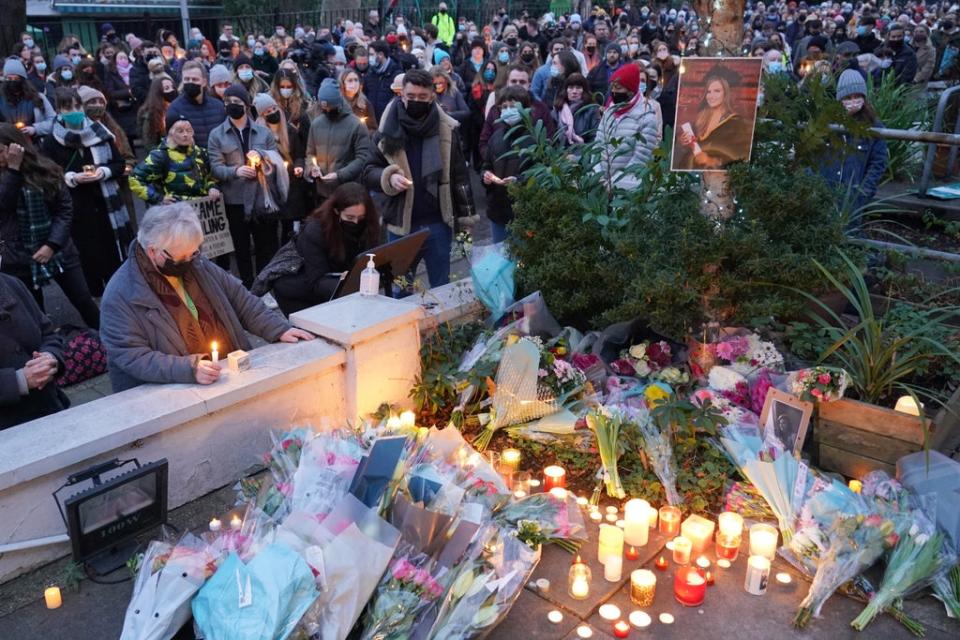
[100,203,313,392]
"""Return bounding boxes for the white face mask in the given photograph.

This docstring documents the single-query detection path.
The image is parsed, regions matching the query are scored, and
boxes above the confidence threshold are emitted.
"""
[842,96,864,114]
[279,87,294,98]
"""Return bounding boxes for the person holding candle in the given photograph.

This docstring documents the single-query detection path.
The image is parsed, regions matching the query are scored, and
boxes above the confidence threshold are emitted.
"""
[305,79,372,204]
[0,59,56,141]
[99,202,314,391]
[254,93,309,244]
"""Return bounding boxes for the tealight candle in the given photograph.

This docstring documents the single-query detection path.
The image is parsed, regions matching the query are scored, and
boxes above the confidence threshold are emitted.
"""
[606,513,618,523]
[655,555,668,571]
[716,559,731,569]
[749,523,778,561]
[513,490,527,499]
[715,531,741,561]
[543,465,566,491]
[568,555,592,600]
[548,610,564,624]
[386,415,402,429]
[606,506,619,515]
[705,570,715,585]
[894,395,922,416]
[616,519,625,528]
[230,514,242,530]
[696,556,710,570]
[629,610,652,628]
[744,555,771,595]
[598,524,624,566]
[577,625,594,638]
[399,410,416,429]
[590,511,603,523]
[598,603,622,621]
[775,572,792,585]
[210,341,219,363]
[613,620,630,638]
[630,569,656,607]
[848,479,862,494]
[605,554,623,582]
[680,514,715,554]
[671,536,692,565]
[529,478,541,490]
[209,517,222,532]
[658,505,681,537]
[550,487,569,500]
[718,511,744,538]
[576,495,589,507]
[501,448,521,473]
[626,545,640,561]
[659,613,675,625]
[623,499,650,547]
[44,586,62,609]
[674,566,706,606]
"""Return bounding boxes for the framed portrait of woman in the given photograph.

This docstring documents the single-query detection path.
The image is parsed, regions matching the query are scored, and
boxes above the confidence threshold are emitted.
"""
[759,388,814,459]
[671,58,763,172]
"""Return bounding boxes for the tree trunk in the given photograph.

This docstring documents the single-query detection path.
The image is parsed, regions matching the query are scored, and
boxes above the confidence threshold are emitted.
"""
[0,0,26,58]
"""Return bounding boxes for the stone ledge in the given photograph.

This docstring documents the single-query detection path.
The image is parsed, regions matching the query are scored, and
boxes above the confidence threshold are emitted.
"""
[0,339,345,493]
[414,279,485,332]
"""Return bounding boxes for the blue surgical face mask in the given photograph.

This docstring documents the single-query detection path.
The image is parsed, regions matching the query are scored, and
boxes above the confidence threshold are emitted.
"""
[550,65,561,77]
[61,110,85,128]
[638,82,647,95]
[766,61,782,73]
[24,38,34,49]
[879,58,893,68]
[60,68,73,81]
[36,61,46,72]
[279,87,294,98]
[254,47,264,56]
[71,55,81,65]
[498,51,509,63]
[483,69,496,82]
[857,26,868,36]
[247,38,256,48]
[238,68,254,81]
[500,106,521,125]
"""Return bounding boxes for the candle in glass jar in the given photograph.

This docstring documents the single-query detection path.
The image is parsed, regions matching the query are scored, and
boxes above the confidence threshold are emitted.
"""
[715,532,741,561]
[44,586,62,609]
[658,505,681,537]
[680,514,715,554]
[501,448,521,473]
[648,506,658,528]
[613,620,630,638]
[749,523,778,561]
[590,510,603,523]
[671,536,692,565]
[543,465,566,491]
[718,511,744,538]
[674,566,706,606]
[655,555,668,571]
[744,555,771,595]
[230,514,242,530]
[626,545,640,561]
[630,569,656,607]
[568,556,592,600]
[623,499,650,547]
[399,410,416,429]
[598,524,624,566]
[605,554,623,582]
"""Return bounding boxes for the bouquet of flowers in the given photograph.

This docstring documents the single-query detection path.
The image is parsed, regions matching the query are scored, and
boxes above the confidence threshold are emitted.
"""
[632,408,682,505]
[793,509,901,628]
[714,333,785,378]
[586,406,627,499]
[615,341,690,384]
[787,367,849,403]
[361,549,445,640]
[932,563,960,619]
[723,481,775,521]
[493,492,587,553]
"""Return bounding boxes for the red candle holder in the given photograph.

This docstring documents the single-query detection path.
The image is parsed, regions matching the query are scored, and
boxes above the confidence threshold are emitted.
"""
[674,566,706,607]
[715,532,741,561]
[543,465,566,491]
[655,555,668,571]
[613,620,630,638]
[626,546,640,561]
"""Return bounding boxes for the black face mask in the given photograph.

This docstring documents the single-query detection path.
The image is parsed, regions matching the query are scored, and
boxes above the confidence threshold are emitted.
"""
[265,110,282,124]
[404,99,431,119]
[520,52,535,63]
[157,255,194,277]
[356,62,368,71]
[505,37,518,46]
[5,78,23,95]
[183,82,203,99]
[323,107,340,119]
[226,103,246,119]
[586,45,596,53]
[163,89,178,102]
[340,219,363,239]
[889,39,904,51]
[610,91,630,104]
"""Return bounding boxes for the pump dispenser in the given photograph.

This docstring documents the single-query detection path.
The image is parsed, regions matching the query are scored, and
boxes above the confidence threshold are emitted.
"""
[359,253,379,296]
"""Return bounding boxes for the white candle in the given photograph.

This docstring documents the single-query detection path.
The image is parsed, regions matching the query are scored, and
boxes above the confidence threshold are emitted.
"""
[605,554,623,582]
[606,506,619,515]
[513,490,527,499]
[629,610,652,628]
[696,556,711,569]
[44,586,62,609]
[577,625,594,638]
[717,559,731,569]
[775,572,792,585]
[577,496,589,507]
[399,410,416,428]
[386,415,402,429]
[210,341,219,363]
[501,448,521,472]
[894,395,922,416]
[598,603,622,620]
[672,536,692,565]
[597,524,624,566]
[548,610,564,624]
[230,514,242,530]
[623,499,650,547]
[208,517,222,532]
[718,511,744,538]
[648,507,658,528]
[680,514,715,554]
[659,613,675,624]
[536,578,550,593]
[571,576,590,599]
[590,510,603,523]
[749,523,778,561]
[606,513,618,523]
[616,519,625,528]
[744,555,771,595]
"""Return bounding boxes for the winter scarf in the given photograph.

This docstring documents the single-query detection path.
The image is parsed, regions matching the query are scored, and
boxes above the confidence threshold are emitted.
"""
[380,101,442,201]
[16,186,64,289]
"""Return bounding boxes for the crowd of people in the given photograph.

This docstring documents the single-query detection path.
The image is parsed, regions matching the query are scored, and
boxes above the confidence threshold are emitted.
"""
[1,0,949,426]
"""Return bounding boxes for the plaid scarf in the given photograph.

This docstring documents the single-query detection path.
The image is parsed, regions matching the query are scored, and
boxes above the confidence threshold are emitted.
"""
[16,186,64,289]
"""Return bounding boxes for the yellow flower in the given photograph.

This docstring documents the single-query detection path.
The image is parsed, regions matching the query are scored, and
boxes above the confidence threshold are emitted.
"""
[506,334,519,346]
[645,385,670,406]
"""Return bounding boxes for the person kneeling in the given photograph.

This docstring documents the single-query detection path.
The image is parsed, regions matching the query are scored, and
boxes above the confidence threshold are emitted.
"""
[100,202,313,392]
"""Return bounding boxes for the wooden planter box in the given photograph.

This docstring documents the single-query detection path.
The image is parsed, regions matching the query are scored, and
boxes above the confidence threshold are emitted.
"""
[813,398,932,478]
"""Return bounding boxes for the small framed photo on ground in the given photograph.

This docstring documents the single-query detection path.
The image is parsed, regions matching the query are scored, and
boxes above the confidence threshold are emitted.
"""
[759,388,814,458]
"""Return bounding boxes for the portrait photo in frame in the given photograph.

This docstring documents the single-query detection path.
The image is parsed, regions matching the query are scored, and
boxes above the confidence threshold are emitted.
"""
[759,388,814,459]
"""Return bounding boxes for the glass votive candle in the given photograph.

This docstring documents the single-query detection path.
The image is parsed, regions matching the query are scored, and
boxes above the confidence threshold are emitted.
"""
[659,505,681,537]
[673,565,706,606]
[568,556,592,600]
[715,532,741,561]
[749,523,779,561]
[744,555,771,595]
[671,536,692,565]
[630,569,656,607]
[500,448,521,474]
[485,450,501,471]
[514,471,532,494]
[718,511,744,538]
[543,465,566,491]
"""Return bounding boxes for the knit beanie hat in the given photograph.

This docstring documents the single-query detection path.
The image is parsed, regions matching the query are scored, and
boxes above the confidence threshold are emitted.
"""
[808,34,829,51]
[223,83,250,105]
[53,54,72,72]
[316,77,341,105]
[2,58,28,79]
[126,34,143,51]
[433,48,451,65]
[77,85,106,104]
[165,112,190,133]
[253,92,278,115]
[604,42,623,57]
[234,53,251,69]
[208,64,232,85]
[610,62,641,95]
[836,68,867,101]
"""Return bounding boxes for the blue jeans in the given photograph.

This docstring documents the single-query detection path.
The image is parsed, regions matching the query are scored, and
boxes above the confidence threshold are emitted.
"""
[389,222,452,292]
[490,221,509,245]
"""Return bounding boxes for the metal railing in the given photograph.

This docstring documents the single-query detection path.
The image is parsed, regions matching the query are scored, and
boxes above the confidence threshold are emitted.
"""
[918,84,960,196]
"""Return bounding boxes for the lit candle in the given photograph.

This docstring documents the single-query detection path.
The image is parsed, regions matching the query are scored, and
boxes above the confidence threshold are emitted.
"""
[15,121,25,129]
[658,505,681,537]
[501,448,521,473]
[386,415,402,429]
[749,523,778,561]
[550,487,569,500]
[715,531,741,561]
[626,545,640,561]
[44,586,62,609]
[629,610,652,628]
[648,507,658,529]
[848,479,862,494]
[598,524,624,566]
[659,613,675,624]
[577,625,594,638]
[543,465,566,491]
[399,410,416,428]
[894,395,922,416]
[717,559,731,569]
[623,499,650,547]
[681,514,715,554]
[744,555,771,595]
[209,517,222,532]
[655,555,668,571]
[513,489,527,499]
[606,513,618,523]
[630,569,656,607]
[605,553,623,582]
[606,506,619,515]
[210,341,219,363]
[672,536,692,565]
[718,511,744,538]
[674,566,706,606]
[548,610,564,624]
[568,555,592,600]
[246,150,260,167]
[230,514,242,530]
[696,556,710,570]
[529,478,541,490]
[577,496,589,507]
[705,570,715,585]
[613,620,630,638]
[590,510,603,523]
[616,519,625,528]
[776,572,792,585]
[598,603,621,621]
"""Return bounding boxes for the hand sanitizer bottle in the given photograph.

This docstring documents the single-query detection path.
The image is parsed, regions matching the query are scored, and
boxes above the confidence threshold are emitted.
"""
[359,253,379,296]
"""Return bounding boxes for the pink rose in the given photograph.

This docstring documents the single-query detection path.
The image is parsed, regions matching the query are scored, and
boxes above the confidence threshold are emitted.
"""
[811,388,822,398]
[572,352,601,371]
[610,358,636,376]
[864,514,883,528]
[413,568,431,586]
[818,373,832,385]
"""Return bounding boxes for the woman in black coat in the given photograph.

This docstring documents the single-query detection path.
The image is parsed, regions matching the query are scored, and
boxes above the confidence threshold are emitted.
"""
[482,86,534,245]
[0,271,68,429]
[102,54,138,145]
[267,182,380,316]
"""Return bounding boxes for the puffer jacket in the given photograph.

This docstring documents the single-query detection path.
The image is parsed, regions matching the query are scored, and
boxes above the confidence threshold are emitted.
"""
[164,91,226,147]
[304,97,372,199]
[129,139,217,204]
[595,96,661,190]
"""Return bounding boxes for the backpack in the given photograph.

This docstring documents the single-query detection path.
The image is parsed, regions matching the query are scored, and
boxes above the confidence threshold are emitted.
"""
[55,325,108,387]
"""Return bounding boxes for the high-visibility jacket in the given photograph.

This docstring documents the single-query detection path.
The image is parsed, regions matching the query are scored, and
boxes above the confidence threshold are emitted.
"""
[432,11,456,45]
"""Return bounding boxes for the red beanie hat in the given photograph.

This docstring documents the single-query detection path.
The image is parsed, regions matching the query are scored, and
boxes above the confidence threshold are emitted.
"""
[610,63,641,95]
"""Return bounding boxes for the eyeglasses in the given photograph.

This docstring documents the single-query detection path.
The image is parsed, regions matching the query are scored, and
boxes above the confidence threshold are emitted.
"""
[163,248,201,262]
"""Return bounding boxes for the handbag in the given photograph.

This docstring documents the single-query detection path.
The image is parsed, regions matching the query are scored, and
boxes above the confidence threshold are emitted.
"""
[250,236,304,296]
[55,325,108,387]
